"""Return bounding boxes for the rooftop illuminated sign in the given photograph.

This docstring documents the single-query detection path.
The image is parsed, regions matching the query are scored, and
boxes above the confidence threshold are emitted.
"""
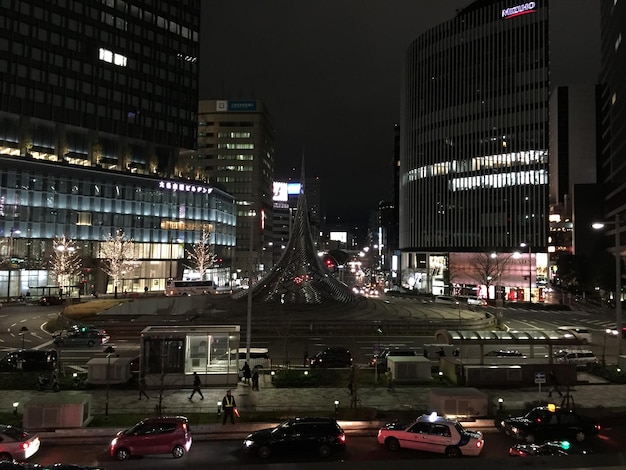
[158,180,213,194]
[502,2,536,19]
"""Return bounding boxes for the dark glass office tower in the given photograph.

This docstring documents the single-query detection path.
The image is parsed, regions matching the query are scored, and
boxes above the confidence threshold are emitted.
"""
[0,0,199,169]
[399,0,549,295]
[0,0,209,297]
[599,0,626,253]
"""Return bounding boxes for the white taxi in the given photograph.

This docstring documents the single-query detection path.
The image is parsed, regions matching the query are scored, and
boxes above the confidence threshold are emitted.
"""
[377,412,484,457]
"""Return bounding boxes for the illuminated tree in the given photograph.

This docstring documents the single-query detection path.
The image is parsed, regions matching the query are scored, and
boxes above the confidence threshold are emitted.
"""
[50,235,82,295]
[100,230,137,296]
[469,252,512,299]
[185,228,217,279]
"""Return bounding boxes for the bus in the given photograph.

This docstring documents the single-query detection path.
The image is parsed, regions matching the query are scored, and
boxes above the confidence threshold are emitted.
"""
[165,279,216,296]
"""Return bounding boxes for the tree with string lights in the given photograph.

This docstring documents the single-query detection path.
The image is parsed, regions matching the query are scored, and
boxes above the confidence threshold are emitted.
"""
[100,230,137,297]
[185,228,217,279]
[50,235,82,297]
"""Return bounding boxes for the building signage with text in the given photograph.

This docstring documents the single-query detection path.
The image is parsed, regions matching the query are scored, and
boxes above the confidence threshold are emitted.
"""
[502,2,536,19]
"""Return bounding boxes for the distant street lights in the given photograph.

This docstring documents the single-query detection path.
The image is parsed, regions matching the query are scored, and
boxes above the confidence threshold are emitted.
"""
[104,345,116,420]
[593,214,622,355]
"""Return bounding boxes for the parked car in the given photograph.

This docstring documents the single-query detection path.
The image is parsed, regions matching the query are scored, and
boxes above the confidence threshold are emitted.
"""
[467,296,487,306]
[0,425,41,461]
[499,405,600,443]
[39,296,66,306]
[434,295,460,305]
[310,347,353,368]
[39,465,107,470]
[509,440,592,457]
[484,349,525,358]
[554,349,598,368]
[369,348,416,369]
[242,417,346,459]
[110,416,192,461]
[0,349,57,372]
[53,330,110,348]
[557,326,592,344]
[377,412,484,457]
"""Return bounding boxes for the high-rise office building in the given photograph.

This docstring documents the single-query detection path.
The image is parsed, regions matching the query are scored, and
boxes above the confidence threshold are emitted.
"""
[191,99,275,277]
[0,1,237,296]
[399,0,549,297]
[599,0,626,254]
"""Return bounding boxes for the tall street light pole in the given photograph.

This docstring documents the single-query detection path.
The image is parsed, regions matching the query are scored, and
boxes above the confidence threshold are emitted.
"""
[19,326,28,351]
[6,228,20,301]
[104,345,116,420]
[593,214,622,355]
[520,242,532,302]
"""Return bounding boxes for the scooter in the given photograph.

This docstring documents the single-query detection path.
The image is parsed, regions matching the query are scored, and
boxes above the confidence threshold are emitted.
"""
[37,374,60,392]
[72,372,87,390]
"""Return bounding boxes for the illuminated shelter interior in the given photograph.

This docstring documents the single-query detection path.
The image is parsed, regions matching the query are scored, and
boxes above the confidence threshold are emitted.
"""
[435,329,586,364]
[234,184,354,304]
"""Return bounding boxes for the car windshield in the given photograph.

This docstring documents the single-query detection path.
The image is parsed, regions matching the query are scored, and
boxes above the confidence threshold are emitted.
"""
[454,421,467,434]
[524,408,550,420]
[123,421,145,435]
[1,426,28,440]
[272,420,293,434]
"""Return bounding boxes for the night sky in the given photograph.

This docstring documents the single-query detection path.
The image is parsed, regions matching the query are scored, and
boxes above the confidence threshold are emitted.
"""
[200,1,600,230]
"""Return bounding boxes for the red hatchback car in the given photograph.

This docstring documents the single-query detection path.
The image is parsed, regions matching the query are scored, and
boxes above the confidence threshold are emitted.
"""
[110,416,192,461]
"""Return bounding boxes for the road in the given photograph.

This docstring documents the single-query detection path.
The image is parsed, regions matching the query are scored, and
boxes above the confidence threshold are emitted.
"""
[1,300,623,370]
[29,426,626,469]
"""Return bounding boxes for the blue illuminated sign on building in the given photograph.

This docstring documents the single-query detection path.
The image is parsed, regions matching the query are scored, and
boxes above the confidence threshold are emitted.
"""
[228,100,257,111]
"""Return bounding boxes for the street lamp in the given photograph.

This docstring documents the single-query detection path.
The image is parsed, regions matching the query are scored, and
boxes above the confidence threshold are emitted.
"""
[520,242,532,302]
[593,214,622,355]
[104,345,116,420]
[19,326,28,351]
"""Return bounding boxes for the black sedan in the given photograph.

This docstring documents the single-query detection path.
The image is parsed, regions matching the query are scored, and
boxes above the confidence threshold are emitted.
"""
[499,406,600,444]
[242,417,346,459]
[509,440,592,457]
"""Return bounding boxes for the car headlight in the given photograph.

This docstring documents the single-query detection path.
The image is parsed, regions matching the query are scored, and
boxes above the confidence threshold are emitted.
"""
[243,439,254,447]
[511,426,519,434]
[111,437,118,446]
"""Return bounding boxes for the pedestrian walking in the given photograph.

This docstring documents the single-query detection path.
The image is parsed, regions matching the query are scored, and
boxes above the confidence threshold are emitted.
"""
[138,375,149,400]
[547,370,563,397]
[241,361,251,384]
[251,368,259,391]
[222,389,237,424]
[348,365,355,395]
[385,367,394,391]
[189,372,204,401]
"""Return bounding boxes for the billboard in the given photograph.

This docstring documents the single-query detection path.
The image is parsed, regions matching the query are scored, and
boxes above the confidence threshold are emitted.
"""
[329,232,347,243]
[273,182,288,202]
[287,182,301,195]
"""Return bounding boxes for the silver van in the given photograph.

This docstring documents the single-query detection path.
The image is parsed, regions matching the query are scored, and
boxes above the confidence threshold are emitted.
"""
[219,348,270,370]
[557,326,592,344]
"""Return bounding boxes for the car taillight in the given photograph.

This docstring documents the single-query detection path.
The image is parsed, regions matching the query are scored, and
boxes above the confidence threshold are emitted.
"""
[182,423,188,431]
[476,440,482,448]
[509,448,525,457]
[20,441,29,450]
[338,433,346,443]
[595,424,601,431]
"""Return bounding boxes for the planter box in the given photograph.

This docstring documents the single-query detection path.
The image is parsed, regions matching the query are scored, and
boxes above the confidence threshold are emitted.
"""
[23,393,92,429]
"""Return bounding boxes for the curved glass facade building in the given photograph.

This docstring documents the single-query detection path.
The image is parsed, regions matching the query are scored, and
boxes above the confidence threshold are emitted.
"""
[0,156,236,296]
[399,1,549,295]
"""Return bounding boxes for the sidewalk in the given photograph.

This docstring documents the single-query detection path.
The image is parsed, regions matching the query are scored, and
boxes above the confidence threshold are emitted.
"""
[3,376,626,442]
